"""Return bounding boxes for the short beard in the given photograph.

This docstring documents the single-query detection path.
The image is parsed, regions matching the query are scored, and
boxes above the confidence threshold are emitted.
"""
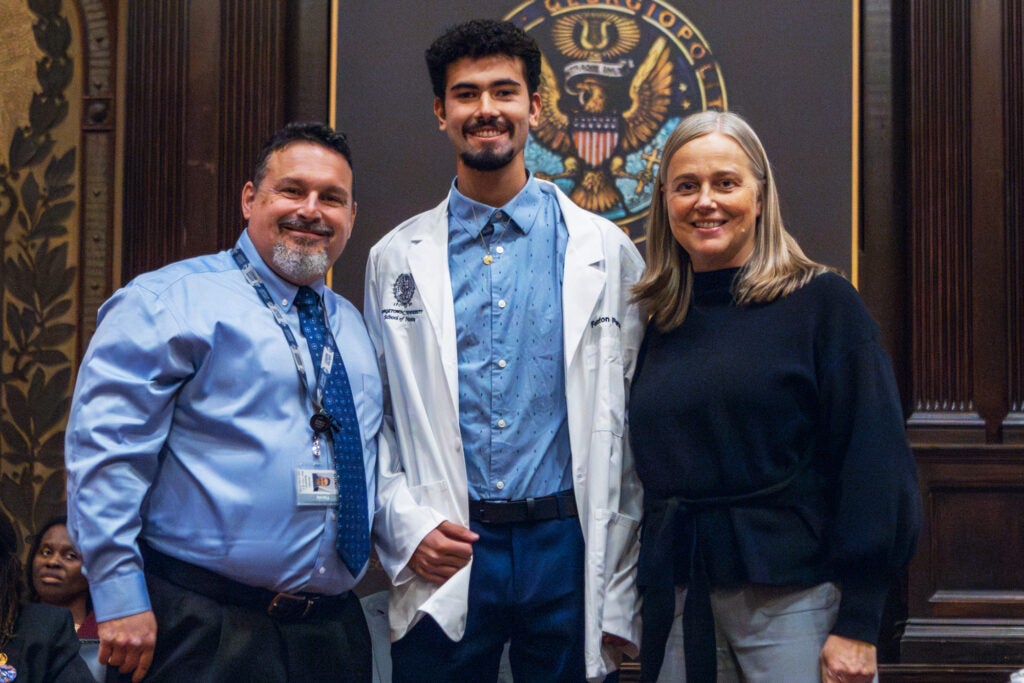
[460,147,516,172]
[271,241,330,283]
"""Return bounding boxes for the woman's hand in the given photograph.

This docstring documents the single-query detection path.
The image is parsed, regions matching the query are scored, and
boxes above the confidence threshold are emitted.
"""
[820,634,876,683]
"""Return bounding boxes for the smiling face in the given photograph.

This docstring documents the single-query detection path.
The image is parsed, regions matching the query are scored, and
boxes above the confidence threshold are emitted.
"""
[434,54,541,175]
[663,132,762,272]
[31,524,89,607]
[241,141,356,285]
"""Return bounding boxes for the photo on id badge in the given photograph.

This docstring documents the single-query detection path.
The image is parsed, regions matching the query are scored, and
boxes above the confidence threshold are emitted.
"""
[297,468,338,505]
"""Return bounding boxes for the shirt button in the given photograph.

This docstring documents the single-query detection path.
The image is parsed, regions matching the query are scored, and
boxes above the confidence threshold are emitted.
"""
[497,418,507,428]
[318,566,326,575]
[281,298,288,306]
[496,481,505,490]
[497,359,507,368]
[496,246,505,254]
[498,299,507,308]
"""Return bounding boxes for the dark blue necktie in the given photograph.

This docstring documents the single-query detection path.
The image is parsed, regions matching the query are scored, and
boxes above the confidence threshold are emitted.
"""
[294,286,370,575]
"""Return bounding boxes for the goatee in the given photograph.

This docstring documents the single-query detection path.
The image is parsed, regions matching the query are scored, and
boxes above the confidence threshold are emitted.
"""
[460,147,516,172]
[272,241,330,283]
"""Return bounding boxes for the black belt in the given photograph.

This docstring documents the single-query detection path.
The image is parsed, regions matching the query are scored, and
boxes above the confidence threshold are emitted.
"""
[140,541,350,621]
[469,489,577,524]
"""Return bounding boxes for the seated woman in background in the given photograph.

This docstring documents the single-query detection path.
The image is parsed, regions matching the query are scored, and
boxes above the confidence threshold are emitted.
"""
[628,110,921,683]
[27,515,97,638]
[1,511,93,683]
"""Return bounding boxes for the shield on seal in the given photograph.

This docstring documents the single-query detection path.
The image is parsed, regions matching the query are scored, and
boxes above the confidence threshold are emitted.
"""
[572,115,619,168]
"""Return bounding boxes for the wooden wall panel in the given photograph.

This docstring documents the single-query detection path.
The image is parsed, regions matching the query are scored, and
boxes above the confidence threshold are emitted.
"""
[122,1,190,283]
[969,0,1008,444]
[882,664,1024,683]
[860,0,909,407]
[1006,0,1024,442]
[899,0,1024,674]
[121,0,288,283]
[215,0,285,250]
[902,447,1024,665]
[905,0,982,442]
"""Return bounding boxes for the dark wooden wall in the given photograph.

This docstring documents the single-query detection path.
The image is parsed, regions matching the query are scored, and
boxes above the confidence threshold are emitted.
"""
[875,0,1024,679]
[120,0,330,283]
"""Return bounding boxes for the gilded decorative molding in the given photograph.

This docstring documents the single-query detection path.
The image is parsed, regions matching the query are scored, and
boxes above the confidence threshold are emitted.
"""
[79,0,116,341]
[81,0,114,131]
[0,0,82,550]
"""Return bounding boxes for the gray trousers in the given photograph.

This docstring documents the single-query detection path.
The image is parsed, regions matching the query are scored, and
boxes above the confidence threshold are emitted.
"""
[656,582,878,683]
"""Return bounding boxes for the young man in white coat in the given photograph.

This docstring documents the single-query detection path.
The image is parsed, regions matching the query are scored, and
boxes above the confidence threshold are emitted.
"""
[364,19,644,682]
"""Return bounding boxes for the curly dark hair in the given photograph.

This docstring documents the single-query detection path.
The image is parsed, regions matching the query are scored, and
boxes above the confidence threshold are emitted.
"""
[252,122,353,189]
[0,512,23,650]
[425,19,541,99]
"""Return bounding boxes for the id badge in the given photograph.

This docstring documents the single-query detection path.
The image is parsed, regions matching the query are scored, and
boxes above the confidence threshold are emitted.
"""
[295,468,338,506]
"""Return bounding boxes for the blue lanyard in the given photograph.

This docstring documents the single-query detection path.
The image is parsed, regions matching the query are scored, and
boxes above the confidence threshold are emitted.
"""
[231,248,335,431]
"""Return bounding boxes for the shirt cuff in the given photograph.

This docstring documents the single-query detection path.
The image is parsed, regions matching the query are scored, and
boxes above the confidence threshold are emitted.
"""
[91,572,152,622]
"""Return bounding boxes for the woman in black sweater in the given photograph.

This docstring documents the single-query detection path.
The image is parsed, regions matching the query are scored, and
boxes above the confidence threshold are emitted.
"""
[629,111,921,682]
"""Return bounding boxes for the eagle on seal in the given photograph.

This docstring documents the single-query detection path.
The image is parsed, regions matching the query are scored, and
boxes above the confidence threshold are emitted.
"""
[531,12,675,216]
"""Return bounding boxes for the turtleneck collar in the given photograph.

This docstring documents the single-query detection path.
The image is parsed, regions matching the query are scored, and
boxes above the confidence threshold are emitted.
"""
[692,267,741,306]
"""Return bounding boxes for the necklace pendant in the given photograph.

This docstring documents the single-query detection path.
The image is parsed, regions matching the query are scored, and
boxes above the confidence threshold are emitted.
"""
[483,253,494,265]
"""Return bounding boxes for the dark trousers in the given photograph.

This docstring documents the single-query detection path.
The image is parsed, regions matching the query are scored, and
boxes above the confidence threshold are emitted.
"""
[108,571,371,683]
[391,516,586,683]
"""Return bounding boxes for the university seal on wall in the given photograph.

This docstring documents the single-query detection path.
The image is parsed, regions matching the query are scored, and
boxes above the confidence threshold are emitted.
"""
[506,0,727,240]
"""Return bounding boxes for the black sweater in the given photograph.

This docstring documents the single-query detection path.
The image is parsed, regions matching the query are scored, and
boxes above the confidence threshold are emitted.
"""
[629,268,920,644]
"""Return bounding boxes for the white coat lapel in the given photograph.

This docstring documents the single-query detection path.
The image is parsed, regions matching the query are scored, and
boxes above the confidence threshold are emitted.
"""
[559,195,606,367]
[406,202,461,413]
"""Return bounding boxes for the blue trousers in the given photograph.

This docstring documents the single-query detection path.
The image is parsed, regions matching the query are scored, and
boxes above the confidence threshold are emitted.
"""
[392,516,586,682]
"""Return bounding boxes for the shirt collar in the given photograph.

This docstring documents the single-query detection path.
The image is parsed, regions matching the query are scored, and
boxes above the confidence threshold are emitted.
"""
[447,172,544,240]
[237,230,326,311]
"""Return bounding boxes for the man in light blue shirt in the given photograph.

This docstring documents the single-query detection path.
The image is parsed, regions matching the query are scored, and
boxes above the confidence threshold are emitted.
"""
[66,123,381,682]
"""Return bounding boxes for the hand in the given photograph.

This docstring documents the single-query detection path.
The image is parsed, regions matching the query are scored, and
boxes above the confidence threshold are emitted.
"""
[98,611,158,683]
[407,520,479,585]
[820,634,876,683]
[602,632,630,648]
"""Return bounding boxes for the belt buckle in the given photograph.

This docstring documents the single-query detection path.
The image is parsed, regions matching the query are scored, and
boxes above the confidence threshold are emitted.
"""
[267,592,314,620]
[482,504,500,523]
[474,501,499,524]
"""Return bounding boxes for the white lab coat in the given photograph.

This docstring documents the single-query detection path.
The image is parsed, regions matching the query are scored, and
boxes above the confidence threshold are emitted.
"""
[364,181,644,681]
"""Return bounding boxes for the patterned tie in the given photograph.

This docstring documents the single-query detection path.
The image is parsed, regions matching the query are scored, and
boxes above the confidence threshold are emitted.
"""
[294,286,370,575]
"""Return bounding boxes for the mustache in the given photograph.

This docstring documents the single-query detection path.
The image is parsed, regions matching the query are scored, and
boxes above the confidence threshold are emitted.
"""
[464,117,510,135]
[278,219,334,237]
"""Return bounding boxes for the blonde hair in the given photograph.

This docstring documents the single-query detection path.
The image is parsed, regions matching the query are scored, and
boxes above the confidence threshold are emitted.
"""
[633,110,834,331]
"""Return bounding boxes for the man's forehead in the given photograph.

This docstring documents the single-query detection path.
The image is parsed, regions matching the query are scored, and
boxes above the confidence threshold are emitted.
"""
[446,55,526,88]
[265,142,351,175]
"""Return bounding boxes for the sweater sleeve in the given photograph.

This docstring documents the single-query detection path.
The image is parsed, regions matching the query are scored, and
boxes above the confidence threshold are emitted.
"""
[816,282,922,643]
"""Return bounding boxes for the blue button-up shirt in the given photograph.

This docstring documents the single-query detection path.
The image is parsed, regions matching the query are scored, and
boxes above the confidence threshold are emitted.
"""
[65,231,382,622]
[447,175,572,501]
